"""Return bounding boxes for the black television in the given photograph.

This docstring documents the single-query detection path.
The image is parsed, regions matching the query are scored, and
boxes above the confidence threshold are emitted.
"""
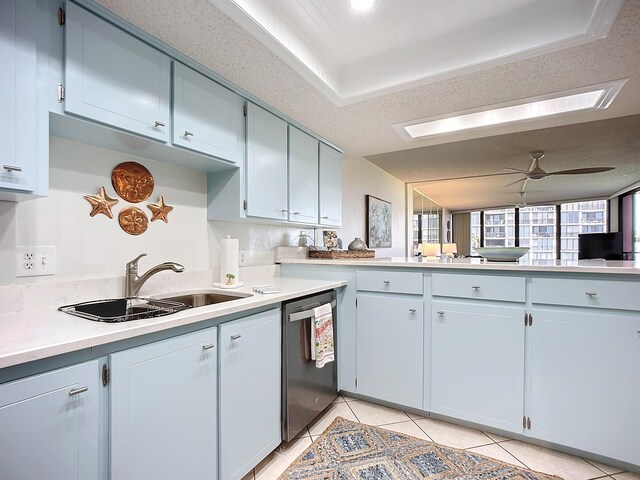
[578,232,623,260]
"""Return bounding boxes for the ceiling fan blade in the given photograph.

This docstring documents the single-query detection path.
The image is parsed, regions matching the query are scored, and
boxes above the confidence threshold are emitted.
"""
[416,172,515,183]
[502,166,530,173]
[547,167,615,176]
[503,177,526,188]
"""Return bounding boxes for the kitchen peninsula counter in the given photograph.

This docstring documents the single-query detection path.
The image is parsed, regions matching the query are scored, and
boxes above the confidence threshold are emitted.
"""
[278,256,640,275]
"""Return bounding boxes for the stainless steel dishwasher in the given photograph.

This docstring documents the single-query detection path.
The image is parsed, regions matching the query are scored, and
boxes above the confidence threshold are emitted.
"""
[282,289,338,441]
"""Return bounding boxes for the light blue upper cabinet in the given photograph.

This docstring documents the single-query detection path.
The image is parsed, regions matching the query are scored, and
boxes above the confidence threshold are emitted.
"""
[319,143,342,227]
[172,62,244,163]
[109,328,217,480]
[289,126,319,224]
[0,0,47,199]
[529,307,640,466]
[246,102,288,220]
[64,2,171,142]
[431,300,525,433]
[356,293,424,408]
[0,361,99,480]
[219,308,281,480]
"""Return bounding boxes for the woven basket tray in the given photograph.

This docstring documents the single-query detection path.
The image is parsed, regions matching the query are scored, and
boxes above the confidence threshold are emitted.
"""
[308,249,375,259]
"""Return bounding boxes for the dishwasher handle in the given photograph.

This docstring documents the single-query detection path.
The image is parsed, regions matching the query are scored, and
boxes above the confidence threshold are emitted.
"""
[288,300,337,322]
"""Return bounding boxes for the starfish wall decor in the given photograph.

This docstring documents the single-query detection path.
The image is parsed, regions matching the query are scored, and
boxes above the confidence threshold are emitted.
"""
[147,195,174,223]
[83,186,119,218]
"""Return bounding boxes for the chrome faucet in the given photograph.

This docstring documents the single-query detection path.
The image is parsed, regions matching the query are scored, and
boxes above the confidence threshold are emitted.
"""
[124,253,184,298]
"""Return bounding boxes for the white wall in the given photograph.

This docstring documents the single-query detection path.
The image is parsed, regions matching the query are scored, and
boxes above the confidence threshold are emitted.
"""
[0,139,407,288]
[340,156,406,257]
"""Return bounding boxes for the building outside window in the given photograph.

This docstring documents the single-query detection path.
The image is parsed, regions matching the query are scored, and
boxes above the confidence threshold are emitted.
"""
[412,213,441,252]
[484,209,515,247]
[519,205,556,261]
[560,200,607,261]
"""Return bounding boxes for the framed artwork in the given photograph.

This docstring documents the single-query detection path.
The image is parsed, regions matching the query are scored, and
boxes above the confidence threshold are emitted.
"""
[366,195,392,248]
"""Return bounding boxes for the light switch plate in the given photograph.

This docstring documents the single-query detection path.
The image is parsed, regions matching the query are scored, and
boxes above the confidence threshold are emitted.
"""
[16,246,57,277]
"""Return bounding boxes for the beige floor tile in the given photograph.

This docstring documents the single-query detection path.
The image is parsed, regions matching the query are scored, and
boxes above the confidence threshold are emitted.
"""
[241,470,255,480]
[379,420,433,441]
[347,400,411,426]
[341,395,357,402]
[483,431,511,443]
[254,437,312,480]
[500,440,604,480]
[612,473,640,480]
[414,417,493,449]
[585,459,625,475]
[332,395,346,403]
[468,444,527,468]
[307,402,358,436]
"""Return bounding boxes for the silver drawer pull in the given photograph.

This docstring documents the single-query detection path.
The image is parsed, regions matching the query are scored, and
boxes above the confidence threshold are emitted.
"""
[231,334,242,340]
[321,216,329,219]
[69,386,88,396]
[585,292,598,297]
[3,164,22,172]
[292,211,300,215]
[472,285,480,290]
[409,308,417,314]
[436,311,445,316]
[281,209,289,214]
[184,131,194,137]
[154,121,165,128]
[383,281,391,285]
[202,343,215,350]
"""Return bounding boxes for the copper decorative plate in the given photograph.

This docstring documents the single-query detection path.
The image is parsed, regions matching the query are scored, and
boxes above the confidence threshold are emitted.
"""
[118,207,149,236]
[111,162,154,203]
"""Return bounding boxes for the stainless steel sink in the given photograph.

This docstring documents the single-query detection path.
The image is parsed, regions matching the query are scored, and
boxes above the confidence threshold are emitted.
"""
[156,290,253,308]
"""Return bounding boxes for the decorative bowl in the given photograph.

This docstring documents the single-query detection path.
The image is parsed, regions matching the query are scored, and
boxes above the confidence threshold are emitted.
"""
[475,247,530,262]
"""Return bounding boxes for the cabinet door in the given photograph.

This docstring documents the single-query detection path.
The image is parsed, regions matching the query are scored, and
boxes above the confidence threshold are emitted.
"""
[246,103,288,220]
[319,143,342,227]
[110,328,217,480]
[530,307,640,465]
[0,361,99,480]
[219,308,281,480]
[173,62,244,163]
[431,300,525,433]
[65,2,170,142]
[0,0,39,193]
[356,294,423,408]
[288,126,319,224]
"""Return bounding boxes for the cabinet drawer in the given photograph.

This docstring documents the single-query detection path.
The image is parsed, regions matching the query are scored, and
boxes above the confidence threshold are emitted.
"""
[532,277,640,311]
[356,270,423,295]
[432,273,525,302]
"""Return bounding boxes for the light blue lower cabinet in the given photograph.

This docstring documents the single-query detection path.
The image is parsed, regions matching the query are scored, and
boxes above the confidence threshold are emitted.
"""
[431,300,525,433]
[109,328,217,480]
[0,360,100,480]
[530,307,640,466]
[219,308,281,480]
[356,293,424,409]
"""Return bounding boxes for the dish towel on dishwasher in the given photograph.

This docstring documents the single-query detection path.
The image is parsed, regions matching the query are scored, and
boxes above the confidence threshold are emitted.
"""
[310,303,334,368]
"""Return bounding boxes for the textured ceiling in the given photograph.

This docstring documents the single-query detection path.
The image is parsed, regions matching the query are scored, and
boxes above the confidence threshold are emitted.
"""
[96,0,640,212]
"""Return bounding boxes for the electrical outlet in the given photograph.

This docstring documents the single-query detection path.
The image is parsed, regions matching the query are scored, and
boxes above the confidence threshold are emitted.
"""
[239,250,247,266]
[16,246,57,277]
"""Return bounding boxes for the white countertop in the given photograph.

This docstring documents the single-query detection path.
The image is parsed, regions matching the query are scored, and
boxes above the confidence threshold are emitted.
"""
[0,277,345,370]
[278,257,640,275]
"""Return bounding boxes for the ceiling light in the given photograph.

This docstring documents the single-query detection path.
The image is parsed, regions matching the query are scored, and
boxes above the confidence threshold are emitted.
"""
[350,0,375,12]
[396,79,627,140]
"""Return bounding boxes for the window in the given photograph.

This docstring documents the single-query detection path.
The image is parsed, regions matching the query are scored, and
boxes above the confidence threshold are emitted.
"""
[560,200,607,260]
[519,206,556,261]
[483,209,515,247]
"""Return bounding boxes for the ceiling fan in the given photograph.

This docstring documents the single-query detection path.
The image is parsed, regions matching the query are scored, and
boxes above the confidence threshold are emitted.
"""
[503,151,615,188]
[510,191,528,208]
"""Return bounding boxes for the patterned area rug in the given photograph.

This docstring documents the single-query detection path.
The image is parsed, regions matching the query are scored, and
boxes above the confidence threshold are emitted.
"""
[278,417,562,480]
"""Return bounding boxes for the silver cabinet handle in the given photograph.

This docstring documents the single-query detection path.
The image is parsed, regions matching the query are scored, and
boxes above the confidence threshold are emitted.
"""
[184,131,193,137]
[436,311,445,316]
[321,216,329,219]
[585,292,597,297]
[472,285,480,290]
[230,334,242,340]
[154,121,165,128]
[292,211,300,215]
[69,386,88,396]
[383,281,390,285]
[3,164,22,172]
[281,209,289,214]
[409,308,417,314]
[202,344,215,350]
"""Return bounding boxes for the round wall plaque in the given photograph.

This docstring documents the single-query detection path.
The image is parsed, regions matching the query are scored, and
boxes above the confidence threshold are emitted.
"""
[118,207,149,235]
[111,162,154,203]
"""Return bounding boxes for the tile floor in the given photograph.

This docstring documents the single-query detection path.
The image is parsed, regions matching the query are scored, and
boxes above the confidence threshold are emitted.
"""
[242,395,639,480]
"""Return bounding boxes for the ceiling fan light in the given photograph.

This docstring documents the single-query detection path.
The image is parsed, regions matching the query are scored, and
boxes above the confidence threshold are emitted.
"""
[397,79,627,140]
[350,0,375,12]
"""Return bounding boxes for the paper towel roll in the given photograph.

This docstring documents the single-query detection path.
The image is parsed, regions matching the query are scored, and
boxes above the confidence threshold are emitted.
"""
[219,237,239,285]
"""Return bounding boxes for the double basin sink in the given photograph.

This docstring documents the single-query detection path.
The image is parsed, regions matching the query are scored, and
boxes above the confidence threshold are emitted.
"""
[59,290,253,323]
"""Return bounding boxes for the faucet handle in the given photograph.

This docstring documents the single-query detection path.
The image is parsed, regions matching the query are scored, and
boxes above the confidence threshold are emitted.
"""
[126,253,147,272]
